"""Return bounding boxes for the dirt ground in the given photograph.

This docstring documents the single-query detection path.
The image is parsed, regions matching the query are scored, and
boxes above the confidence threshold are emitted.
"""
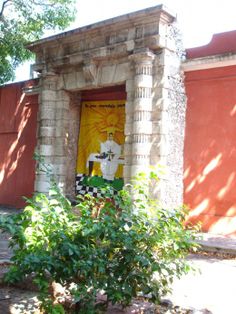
[0,286,194,314]
[167,253,236,314]
[0,252,236,313]
[0,287,40,314]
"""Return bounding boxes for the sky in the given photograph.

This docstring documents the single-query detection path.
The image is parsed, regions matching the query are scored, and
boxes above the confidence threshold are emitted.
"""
[15,0,236,81]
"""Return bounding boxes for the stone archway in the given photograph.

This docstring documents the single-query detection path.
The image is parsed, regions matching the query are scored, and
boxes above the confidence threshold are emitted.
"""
[28,5,186,208]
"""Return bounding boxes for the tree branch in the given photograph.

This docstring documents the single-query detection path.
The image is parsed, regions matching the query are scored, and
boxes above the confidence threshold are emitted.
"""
[0,0,12,19]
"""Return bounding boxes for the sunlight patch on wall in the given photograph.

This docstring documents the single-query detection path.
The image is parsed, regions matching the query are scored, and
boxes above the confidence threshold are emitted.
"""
[230,104,236,116]
[203,154,222,176]
[0,170,5,185]
[197,153,222,184]
[226,205,236,217]
[184,166,190,179]
[209,216,236,235]
[186,179,196,193]
[190,199,209,216]
[8,145,26,178]
[217,172,235,199]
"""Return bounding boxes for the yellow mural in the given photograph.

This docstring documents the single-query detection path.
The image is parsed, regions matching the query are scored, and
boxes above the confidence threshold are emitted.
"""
[77,100,125,179]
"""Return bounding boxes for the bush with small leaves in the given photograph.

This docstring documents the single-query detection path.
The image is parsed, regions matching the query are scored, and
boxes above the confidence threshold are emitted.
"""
[0,168,199,313]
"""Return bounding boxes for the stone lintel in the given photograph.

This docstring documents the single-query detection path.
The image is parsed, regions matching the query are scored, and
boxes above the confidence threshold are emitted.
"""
[28,6,175,77]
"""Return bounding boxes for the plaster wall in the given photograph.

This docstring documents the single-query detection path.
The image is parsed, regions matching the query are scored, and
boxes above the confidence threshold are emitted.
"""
[0,81,38,207]
[184,65,236,236]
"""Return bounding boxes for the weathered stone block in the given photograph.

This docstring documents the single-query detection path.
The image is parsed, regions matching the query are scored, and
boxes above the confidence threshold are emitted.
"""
[124,122,133,136]
[133,121,152,134]
[55,108,69,120]
[125,101,133,114]
[40,108,55,120]
[39,144,53,156]
[39,126,54,138]
[40,101,57,110]
[41,90,57,102]
[125,79,134,93]
[35,179,50,193]
[40,137,55,145]
[52,164,66,176]
[134,75,153,88]
[54,156,67,165]
[54,144,66,156]
[132,142,151,155]
[40,119,56,127]
[151,122,161,135]
[133,98,152,111]
[99,65,120,85]
[124,142,132,155]
[56,90,70,103]
[64,72,77,90]
[123,165,131,183]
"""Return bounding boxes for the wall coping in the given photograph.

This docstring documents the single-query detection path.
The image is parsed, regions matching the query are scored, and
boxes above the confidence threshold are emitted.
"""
[182,52,236,72]
[186,30,236,59]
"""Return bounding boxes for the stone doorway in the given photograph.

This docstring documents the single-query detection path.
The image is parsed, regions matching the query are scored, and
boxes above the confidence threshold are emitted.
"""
[76,86,126,197]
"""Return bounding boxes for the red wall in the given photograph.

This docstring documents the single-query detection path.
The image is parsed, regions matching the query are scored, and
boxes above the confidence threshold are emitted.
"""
[184,65,236,236]
[0,81,38,208]
[1,71,235,237]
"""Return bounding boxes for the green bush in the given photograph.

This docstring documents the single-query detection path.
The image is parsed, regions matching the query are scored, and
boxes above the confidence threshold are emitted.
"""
[0,170,199,313]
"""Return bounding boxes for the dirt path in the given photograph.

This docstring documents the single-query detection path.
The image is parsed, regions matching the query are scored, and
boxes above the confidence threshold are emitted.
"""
[0,253,236,313]
[0,287,40,314]
[167,253,236,314]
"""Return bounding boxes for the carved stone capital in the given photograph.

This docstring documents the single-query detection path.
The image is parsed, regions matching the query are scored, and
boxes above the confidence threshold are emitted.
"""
[41,71,58,91]
[129,49,155,78]
[129,48,155,64]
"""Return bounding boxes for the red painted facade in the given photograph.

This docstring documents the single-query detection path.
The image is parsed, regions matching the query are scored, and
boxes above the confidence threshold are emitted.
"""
[184,32,236,236]
[0,81,38,208]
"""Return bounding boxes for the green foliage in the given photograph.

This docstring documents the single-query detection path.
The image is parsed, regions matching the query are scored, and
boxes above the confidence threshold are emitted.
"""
[81,175,124,191]
[0,167,199,313]
[0,0,76,84]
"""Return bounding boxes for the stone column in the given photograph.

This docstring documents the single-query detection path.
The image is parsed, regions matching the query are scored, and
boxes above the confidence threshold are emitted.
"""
[124,78,134,183]
[64,93,81,198]
[35,72,72,195]
[53,89,71,192]
[129,49,155,177]
[35,72,58,193]
[152,46,186,208]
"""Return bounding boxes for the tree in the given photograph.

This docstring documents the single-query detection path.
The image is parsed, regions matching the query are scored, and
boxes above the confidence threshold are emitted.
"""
[0,0,76,84]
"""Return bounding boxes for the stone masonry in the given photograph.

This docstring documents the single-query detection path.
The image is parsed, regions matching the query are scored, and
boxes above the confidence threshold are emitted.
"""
[27,5,186,207]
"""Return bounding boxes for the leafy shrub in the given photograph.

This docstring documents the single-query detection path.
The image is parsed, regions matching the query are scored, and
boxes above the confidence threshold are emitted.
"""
[0,169,199,313]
